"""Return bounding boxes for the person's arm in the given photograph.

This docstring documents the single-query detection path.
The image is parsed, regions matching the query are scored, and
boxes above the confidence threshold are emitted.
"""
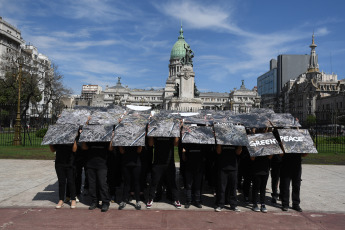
[174,137,179,146]
[216,144,222,154]
[119,146,125,154]
[148,137,154,147]
[81,142,88,150]
[72,141,78,152]
[137,146,143,153]
[49,145,55,152]
[250,156,255,161]
[235,146,242,155]
[302,153,308,157]
[268,155,273,159]
[109,131,115,151]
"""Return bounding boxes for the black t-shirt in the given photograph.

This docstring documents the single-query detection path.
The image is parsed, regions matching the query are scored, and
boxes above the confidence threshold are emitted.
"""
[85,142,109,169]
[252,156,270,175]
[217,146,239,171]
[122,146,141,167]
[54,144,75,167]
[153,137,175,165]
[183,143,204,170]
[281,153,302,170]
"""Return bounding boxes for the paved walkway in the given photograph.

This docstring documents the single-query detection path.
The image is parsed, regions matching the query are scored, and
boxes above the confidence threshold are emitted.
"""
[0,160,345,229]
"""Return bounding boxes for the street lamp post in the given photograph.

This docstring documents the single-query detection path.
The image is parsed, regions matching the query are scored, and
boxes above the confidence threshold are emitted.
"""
[13,57,24,146]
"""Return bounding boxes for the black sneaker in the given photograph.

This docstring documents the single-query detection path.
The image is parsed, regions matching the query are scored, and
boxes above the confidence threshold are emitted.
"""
[194,201,202,208]
[260,204,267,213]
[244,197,250,204]
[185,203,191,209]
[89,203,98,210]
[135,202,141,210]
[252,205,260,212]
[292,205,303,212]
[282,206,289,211]
[118,202,126,210]
[101,203,109,212]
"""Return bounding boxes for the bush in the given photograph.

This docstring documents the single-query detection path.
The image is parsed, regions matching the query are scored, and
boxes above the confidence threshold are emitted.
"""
[36,128,48,138]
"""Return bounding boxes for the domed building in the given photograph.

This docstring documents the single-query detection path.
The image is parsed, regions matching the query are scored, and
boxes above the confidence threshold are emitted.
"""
[72,26,260,112]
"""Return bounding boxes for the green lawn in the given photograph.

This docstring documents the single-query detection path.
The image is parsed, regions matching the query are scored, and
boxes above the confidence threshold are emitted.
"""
[0,145,54,160]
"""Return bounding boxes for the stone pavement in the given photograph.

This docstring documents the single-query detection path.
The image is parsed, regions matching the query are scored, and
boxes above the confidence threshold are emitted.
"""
[0,159,345,229]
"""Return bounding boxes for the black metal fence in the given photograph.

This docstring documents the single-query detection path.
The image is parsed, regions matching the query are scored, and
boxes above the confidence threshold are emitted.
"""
[0,104,63,146]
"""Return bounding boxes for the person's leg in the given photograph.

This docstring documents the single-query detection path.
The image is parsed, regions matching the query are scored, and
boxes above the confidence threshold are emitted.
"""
[216,169,227,208]
[55,164,67,202]
[271,164,281,199]
[97,168,110,204]
[228,170,238,208]
[148,165,163,201]
[87,168,97,205]
[193,169,203,203]
[291,166,302,208]
[166,163,179,201]
[132,165,141,202]
[66,167,76,200]
[280,169,291,209]
[260,174,269,205]
[121,166,131,202]
[184,168,193,204]
[252,174,260,206]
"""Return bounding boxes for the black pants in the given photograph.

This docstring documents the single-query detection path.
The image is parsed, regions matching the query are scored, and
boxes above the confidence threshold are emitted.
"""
[270,164,281,197]
[55,164,76,201]
[149,164,179,201]
[280,165,302,207]
[185,167,203,203]
[252,174,269,205]
[216,169,237,207]
[121,165,141,202]
[87,168,110,204]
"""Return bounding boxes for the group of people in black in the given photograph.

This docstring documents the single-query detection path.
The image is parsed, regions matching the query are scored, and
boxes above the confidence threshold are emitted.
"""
[50,124,307,213]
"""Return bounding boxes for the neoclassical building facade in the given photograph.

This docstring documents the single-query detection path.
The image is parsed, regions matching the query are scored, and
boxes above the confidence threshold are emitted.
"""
[71,26,260,112]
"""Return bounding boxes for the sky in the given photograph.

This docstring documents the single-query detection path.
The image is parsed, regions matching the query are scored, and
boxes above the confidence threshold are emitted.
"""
[1,0,344,95]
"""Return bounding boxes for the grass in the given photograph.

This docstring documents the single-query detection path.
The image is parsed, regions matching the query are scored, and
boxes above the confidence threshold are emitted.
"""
[0,145,54,160]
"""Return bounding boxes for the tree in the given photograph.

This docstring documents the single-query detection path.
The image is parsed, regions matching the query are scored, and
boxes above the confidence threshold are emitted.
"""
[306,114,316,128]
[0,51,71,124]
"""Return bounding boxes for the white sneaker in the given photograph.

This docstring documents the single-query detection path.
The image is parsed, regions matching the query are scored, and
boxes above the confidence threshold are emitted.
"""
[215,206,222,212]
[146,200,153,209]
[174,201,182,209]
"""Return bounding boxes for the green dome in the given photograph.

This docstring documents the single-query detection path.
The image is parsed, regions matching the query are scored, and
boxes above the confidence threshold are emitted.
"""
[170,26,189,60]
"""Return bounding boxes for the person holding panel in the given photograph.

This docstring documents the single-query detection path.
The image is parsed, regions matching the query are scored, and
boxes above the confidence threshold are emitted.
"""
[215,144,242,212]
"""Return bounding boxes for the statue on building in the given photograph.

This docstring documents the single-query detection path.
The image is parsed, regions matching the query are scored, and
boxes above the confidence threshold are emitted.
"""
[194,83,200,97]
[180,44,194,67]
[173,83,180,97]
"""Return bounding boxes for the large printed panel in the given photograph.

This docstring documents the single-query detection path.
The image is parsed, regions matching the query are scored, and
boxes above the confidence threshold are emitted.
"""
[247,133,283,157]
[278,129,318,154]
[181,125,215,144]
[147,119,181,137]
[79,125,114,142]
[56,109,91,125]
[41,124,79,145]
[214,123,249,146]
[269,113,301,128]
[88,110,124,125]
[231,113,271,128]
[113,122,147,146]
